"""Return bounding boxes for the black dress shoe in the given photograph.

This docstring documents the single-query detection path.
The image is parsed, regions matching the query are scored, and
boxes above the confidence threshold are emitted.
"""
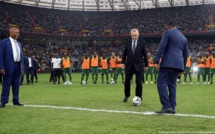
[0,103,5,108]
[123,97,129,102]
[155,108,172,114]
[172,109,176,114]
[13,103,24,106]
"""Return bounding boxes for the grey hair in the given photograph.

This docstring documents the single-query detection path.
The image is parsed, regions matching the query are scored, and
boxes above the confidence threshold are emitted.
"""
[130,29,139,33]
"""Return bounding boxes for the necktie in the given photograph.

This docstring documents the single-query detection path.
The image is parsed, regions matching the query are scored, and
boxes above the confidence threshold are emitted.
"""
[14,40,20,62]
[132,40,136,54]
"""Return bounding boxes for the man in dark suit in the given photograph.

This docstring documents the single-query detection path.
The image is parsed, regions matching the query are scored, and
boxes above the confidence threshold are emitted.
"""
[24,53,38,85]
[0,27,24,108]
[32,55,39,83]
[154,22,189,114]
[121,29,148,102]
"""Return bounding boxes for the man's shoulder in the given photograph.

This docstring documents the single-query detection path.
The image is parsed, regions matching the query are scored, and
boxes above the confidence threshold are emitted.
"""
[0,38,9,43]
[138,39,145,44]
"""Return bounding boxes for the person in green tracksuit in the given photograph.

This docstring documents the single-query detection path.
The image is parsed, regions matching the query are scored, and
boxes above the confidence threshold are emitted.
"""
[108,52,117,82]
[115,53,124,84]
[90,52,100,84]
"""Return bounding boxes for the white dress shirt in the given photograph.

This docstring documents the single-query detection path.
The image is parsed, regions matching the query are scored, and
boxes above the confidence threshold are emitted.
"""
[132,40,137,54]
[28,57,32,67]
[9,37,21,62]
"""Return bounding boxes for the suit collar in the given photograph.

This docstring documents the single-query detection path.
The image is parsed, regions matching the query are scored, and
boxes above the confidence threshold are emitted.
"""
[169,27,177,30]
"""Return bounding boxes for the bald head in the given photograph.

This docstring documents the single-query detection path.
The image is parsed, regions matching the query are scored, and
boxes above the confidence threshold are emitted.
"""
[9,27,19,40]
[130,29,139,40]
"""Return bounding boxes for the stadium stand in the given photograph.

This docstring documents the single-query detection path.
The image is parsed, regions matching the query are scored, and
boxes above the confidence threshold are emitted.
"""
[0,2,215,71]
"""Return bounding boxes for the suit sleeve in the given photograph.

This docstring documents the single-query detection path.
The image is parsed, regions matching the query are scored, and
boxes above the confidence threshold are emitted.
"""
[21,56,25,72]
[183,40,189,69]
[154,31,169,64]
[122,42,127,64]
[34,59,40,69]
[0,40,5,70]
[19,43,25,73]
[142,41,148,67]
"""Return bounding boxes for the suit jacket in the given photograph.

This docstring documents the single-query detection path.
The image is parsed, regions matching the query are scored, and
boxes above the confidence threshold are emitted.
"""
[24,57,38,71]
[154,28,189,71]
[122,38,148,72]
[0,38,24,75]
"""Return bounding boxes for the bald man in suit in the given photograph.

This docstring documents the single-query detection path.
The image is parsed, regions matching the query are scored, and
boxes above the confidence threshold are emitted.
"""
[0,27,24,108]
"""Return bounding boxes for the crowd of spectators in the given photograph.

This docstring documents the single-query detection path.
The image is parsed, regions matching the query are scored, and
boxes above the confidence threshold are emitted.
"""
[0,2,215,71]
[0,2,214,36]
[0,32,215,71]
[0,2,33,32]
[0,17,6,30]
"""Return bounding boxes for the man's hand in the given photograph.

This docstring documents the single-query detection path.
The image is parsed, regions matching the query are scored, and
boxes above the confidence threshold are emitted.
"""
[0,69,5,75]
[121,64,125,69]
[154,64,159,71]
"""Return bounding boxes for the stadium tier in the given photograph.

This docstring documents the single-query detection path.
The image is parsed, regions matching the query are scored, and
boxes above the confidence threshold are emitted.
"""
[0,2,215,36]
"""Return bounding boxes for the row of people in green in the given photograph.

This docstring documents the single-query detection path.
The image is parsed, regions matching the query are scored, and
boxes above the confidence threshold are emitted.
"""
[80,52,124,84]
[146,52,215,84]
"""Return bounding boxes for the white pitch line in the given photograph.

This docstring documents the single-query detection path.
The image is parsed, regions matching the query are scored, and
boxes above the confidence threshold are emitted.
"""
[18,104,215,119]
[20,84,121,87]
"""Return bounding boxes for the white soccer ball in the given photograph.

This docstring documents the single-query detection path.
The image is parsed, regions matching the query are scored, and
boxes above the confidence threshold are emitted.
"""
[110,80,115,84]
[132,96,142,106]
[82,80,86,84]
[177,79,180,82]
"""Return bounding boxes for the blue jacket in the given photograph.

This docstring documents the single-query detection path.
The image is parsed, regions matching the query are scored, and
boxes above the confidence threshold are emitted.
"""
[154,28,189,71]
[0,38,24,75]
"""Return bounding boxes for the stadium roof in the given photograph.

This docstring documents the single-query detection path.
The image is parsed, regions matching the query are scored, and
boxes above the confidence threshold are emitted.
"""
[2,0,215,11]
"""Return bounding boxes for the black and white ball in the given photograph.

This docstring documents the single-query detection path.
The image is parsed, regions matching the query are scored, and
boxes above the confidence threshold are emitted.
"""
[132,96,142,106]
[110,80,115,84]
[82,80,86,84]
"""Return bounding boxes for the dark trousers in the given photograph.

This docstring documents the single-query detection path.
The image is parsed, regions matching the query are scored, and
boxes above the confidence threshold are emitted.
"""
[124,65,143,99]
[26,67,34,84]
[157,68,180,110]
[34,69,38,81]
[50,71,54,82]
[0,73,2,84]
[20,73,24,85]
[1,63,20,104]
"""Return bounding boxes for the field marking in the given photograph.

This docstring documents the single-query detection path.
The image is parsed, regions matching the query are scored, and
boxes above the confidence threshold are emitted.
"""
[20,84,123,87]
[16,104,215,119]
[20,83,211,87]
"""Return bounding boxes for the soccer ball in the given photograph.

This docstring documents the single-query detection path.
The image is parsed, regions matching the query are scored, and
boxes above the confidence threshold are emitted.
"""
[110,80,115,84]
[82,80,86,84]
[132,96,142,106]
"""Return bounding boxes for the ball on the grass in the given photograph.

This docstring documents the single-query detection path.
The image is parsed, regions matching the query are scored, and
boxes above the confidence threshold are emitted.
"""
[132,96,142,106]
[110,80,115,84]
[82,80,86,84]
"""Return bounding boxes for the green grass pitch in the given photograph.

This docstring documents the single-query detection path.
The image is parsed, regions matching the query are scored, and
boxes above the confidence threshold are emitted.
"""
[0,73,215,134]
